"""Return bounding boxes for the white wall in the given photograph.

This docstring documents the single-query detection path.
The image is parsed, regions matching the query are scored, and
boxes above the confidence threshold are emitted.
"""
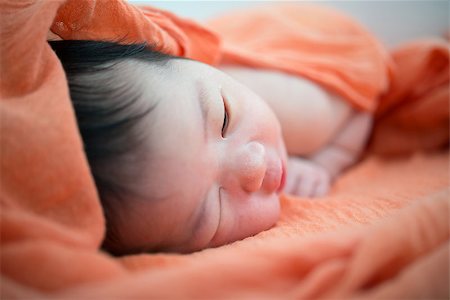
[130,1,449,48]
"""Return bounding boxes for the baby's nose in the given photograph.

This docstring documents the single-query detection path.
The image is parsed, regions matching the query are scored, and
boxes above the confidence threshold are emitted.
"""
[233,142,266,193]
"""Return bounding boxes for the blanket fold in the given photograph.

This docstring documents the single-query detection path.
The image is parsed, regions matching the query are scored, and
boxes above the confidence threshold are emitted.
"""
[51,0,221,64]
[370,38,450,154]
[1,0,448,298]
[207,4,394,112]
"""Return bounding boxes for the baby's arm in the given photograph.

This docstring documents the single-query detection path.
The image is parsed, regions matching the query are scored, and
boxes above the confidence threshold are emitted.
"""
[309,111,372,180]
[285,111,372,196]
[220,66,353,156]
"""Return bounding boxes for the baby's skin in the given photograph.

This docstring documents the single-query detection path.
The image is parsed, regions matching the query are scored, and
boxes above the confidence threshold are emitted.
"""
[98,57,372,254]
[220,66,373,197]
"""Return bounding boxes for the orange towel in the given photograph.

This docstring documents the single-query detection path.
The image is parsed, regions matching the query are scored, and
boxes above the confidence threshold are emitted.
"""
[208,5,393,112]
[370,38,450,154]
[1,1,448,299]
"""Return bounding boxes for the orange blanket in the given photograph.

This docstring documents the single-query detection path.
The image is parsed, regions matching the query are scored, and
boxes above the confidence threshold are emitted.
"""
[1,1,448,298]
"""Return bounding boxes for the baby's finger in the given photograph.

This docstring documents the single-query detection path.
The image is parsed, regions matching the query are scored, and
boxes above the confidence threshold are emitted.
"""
[314,179,330,197]
[295,175,316,198]
[283,173,298,195]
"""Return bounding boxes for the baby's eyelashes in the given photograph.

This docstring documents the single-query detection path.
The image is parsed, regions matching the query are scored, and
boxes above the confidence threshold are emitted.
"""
[221,94,230,137]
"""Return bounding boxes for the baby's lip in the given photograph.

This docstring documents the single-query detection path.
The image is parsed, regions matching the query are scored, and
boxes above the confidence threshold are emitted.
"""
[261,156,284,194]
[277,162,286,193]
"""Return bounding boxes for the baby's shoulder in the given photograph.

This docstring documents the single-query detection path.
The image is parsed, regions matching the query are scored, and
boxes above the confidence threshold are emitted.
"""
[220,66,353,155]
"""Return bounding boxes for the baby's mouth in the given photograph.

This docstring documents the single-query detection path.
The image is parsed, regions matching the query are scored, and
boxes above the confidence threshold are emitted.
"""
[261,155,284,194]
[277,162,287,193]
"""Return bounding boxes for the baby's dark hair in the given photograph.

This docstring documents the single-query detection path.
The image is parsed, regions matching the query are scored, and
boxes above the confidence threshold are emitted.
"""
[49,40,175,253]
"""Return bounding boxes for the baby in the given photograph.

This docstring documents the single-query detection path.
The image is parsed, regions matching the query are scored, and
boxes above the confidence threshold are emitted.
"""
[49,39,371,255]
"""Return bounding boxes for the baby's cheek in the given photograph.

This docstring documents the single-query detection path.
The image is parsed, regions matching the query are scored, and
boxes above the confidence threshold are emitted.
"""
[209,192,280,247]
[235,194,280,237]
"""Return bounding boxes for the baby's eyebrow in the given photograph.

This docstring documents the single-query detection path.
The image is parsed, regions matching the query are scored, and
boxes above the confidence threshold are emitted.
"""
[196,81,211,142]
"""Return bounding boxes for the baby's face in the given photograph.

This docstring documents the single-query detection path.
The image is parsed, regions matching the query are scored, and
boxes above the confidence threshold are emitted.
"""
[116,58,287,253]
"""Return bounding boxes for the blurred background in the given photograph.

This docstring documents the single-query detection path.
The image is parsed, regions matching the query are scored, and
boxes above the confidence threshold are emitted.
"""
[130,1,449,48]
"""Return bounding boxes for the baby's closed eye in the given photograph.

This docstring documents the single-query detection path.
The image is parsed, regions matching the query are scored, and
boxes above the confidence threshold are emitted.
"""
[221,92,230,137]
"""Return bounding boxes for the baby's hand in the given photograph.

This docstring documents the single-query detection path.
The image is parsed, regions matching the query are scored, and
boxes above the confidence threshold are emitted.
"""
[283,156,331,198]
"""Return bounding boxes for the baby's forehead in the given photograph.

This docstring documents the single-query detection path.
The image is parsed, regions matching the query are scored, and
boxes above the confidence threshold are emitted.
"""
[128,56,225,173]
[132,59,214,114]
[135,58,242,163]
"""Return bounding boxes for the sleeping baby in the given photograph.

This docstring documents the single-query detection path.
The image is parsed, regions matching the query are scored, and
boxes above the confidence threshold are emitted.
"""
[49,10,372,256]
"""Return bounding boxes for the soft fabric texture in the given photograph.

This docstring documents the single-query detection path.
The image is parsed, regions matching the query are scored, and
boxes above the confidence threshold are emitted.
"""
[1,0,448,298]
[208,5,393,112]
